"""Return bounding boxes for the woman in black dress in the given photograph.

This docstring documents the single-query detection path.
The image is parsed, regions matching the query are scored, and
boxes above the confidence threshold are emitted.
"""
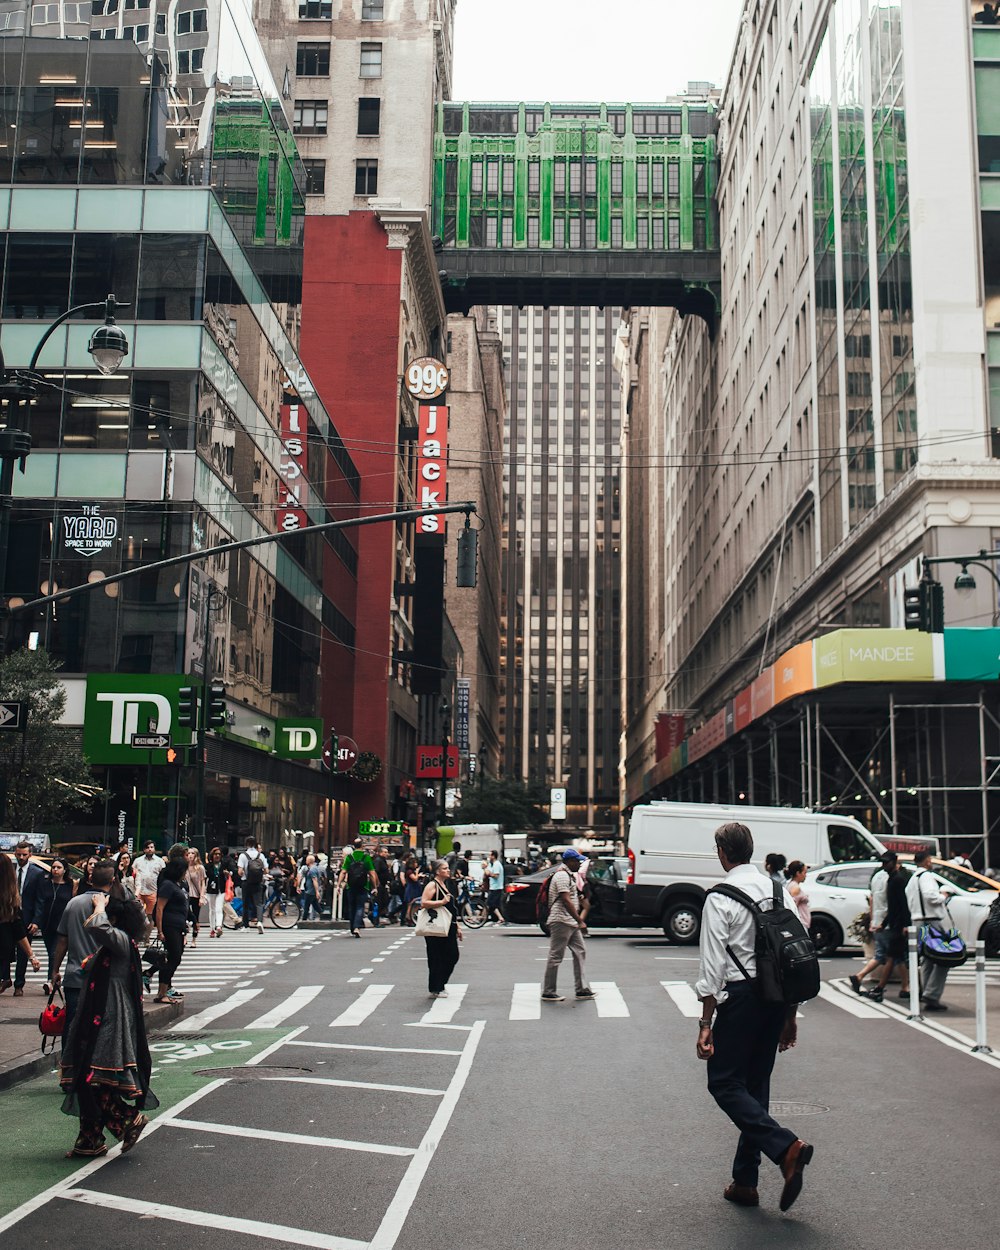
[0,855,41,992]
[59,885,158,1157]
[420,859,462,998]
[39,856,75,994]
[153,857,188,1002]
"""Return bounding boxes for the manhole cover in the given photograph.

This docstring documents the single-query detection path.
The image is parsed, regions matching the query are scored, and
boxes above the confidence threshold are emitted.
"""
[149,1031,212,1042]
[769,1101,829,1116]
[192,1065,313,1081]
[5,1017,36,1027]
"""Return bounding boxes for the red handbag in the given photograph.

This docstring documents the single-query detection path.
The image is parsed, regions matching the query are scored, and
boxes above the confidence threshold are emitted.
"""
[39,987,65,1053]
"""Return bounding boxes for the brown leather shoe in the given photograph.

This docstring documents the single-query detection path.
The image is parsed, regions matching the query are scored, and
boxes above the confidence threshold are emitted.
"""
[12,987,23,997]
[724,1182,759,1207]
[779,1139,814,1212]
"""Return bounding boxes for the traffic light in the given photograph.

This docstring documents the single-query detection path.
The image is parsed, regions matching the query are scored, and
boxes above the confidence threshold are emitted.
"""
[165,746,186,766]
[926,579,945,632]
[903,586,922,630]
[206,681,227,729]
[177,686,199,729]
[903,579,945,632]
[456,521,477,587]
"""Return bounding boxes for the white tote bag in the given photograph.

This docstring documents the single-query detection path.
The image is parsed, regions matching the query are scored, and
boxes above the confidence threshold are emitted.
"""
[414,886,454,937]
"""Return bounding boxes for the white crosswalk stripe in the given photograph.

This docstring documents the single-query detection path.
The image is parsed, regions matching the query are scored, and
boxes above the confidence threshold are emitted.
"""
[331,984,393,1027]
[419,984,468,1024]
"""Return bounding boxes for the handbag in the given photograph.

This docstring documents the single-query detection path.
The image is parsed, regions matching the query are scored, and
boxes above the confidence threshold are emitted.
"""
[916,875,968,967]
[414,885,454,938]
[142,938,169,973]
[38,986,65,1053]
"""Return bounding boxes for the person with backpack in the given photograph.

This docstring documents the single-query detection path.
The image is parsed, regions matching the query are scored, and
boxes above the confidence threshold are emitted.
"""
[238,837,267,933]
[540,849,595,1003]
[338,838,378,937]
[695,821,816,1214]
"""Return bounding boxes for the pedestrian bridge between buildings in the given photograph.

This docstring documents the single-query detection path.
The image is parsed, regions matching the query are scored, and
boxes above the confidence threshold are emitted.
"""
[433,101,721,325]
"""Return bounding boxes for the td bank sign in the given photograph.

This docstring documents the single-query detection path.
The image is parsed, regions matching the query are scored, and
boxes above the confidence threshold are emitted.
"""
[84,675,194,765]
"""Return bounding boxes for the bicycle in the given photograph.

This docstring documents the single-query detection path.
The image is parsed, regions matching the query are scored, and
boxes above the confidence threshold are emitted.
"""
[222,890,301,929]
[455,876,489,928]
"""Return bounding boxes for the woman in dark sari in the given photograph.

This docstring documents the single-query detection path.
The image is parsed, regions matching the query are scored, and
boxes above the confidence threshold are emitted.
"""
[59,883,159,1157]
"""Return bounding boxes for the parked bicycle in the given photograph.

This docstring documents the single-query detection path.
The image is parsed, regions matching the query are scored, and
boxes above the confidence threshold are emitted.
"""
[455,875,489,929]
[222,891,301,929]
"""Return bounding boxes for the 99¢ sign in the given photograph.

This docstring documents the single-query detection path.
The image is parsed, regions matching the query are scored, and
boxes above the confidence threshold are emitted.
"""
[405,357,449,399]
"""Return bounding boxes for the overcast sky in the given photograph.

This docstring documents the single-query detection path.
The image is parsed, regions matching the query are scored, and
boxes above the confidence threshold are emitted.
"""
[452,0,747,103]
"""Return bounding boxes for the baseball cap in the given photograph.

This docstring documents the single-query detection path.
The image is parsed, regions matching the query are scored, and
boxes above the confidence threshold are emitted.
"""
[562,849,584,863]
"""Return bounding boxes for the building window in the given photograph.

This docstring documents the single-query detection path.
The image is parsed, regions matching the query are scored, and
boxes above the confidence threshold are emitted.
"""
[611,216,622,247]
[303,159,326,194]
[501,216,513,246]
[296,42,330,75]
[636,218,648,248]
[355,157,378,195]
[293,99,328,135]
[569,218,581,248]
[528,161,540,194]
[693,215,707,248]
[360,42,382,77]
[357,97,380,135]
[486,161,498,194]
[652,161,664,196]
[611,161,622,194]
[569,160,581,194]
[502,161,514,195]
[298,0,331,16]
[486,217,498,247]
[176,48,204,73]
[154,11,163,31]
[175,8,206,32]
[636,162,648,196]
[527,216,539,246]
[471,161,482,193]
[361,0,383,16]
[584,218,596,248]
[667,161,679,196]
[554,163,566,196]
[667,216,680,249]
[652,218,664,248]
[585,161,597,195]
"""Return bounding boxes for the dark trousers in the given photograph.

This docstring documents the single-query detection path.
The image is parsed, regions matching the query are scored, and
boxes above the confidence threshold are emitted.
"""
[425,929,460,993]
[2,932,35,988]
[242,882,263,926]
[158,927,184,990]
[706,980,797,1187]
[346,887,369,932]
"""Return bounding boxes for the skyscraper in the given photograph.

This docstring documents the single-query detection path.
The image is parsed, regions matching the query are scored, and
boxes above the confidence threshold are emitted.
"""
[498,305,620,837]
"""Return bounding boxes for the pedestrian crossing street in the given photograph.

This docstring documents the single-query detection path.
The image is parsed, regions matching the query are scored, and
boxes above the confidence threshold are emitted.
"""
[168,971,898,1033]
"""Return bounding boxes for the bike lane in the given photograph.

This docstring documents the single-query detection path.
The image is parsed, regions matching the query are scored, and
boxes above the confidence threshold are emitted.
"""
[0,1027,288,1224]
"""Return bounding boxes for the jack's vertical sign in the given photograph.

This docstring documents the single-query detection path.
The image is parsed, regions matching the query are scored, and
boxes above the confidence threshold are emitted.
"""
[417,404,448,533]
[279,397,308,532]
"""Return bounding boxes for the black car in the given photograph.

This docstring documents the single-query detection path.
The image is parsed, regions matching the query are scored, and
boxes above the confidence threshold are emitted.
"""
[502,859,647,929]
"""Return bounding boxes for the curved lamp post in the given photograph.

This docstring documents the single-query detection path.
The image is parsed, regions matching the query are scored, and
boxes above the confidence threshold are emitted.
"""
[1,294,129,619]
[953,554,1000,626]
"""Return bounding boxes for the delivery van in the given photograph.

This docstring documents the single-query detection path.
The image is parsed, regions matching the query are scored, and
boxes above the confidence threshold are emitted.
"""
[625,801,886,944]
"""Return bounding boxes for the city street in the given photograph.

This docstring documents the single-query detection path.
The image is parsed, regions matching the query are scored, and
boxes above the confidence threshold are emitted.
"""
[0,923,997,1249]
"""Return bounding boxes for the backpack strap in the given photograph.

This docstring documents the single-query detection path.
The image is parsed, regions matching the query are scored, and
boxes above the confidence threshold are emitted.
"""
[707,883,764,985]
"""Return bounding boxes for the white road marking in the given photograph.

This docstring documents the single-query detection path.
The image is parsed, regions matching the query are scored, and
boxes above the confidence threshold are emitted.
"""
[168,1118,413,1156]
[61,1189,368,1249]
[261,1075,445,1096]
[510,983,541,1020]
[591,982,629,1017]
[660,981,702,1017]
[285,1039,462,1056]
[368,1020,486,1250]
[419,984,467,1024]
[171,988,263,1032]
[348,976,363,983]
[246,985,324,1029]
[358,967,374,974]
[817,983,887,1019]
[372,958,385,963]
[330,984,393,1027]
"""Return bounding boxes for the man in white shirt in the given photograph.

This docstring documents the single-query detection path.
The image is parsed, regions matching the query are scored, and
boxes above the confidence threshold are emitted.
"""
[237,837,266,933]
[133,841,165,919]
[696,821,813,1213]
[905,850,955,1012]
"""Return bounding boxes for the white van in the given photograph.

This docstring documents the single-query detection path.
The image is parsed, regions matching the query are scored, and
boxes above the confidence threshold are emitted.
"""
[625,802,886,944]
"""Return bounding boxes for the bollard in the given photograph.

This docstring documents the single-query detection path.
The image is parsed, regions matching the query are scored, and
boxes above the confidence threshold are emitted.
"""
[972,939,993,1054]
[907,927,923,1022]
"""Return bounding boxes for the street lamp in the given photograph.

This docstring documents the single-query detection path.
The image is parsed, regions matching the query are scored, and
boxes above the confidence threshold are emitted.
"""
[1,294,130,618]
[438,697,451,860]
[951,553,1000,625]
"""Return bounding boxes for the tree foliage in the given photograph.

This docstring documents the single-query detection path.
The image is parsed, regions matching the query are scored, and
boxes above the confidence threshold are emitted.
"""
[453,775,549,833]
[0,649,100,830]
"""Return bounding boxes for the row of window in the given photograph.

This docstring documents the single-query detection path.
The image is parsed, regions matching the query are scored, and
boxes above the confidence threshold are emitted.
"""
[460,159,706,198]
[293,97,380,136]
[302,157,378,196]
[299,0,382,16]
[88,0,206,22]
[441,106,715,139]
[297,41,381,77]
[459,214,695,249]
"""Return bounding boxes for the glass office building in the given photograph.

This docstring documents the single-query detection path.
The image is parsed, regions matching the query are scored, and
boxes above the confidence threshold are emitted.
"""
[0,4,360,850]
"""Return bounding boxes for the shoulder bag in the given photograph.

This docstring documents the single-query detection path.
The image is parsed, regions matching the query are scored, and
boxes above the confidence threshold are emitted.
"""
[38,985,65,1053]
[414,884,454,937]
[916,874,968,967]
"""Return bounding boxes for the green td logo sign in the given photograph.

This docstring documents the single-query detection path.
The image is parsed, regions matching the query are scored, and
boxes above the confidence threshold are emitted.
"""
[84,674,194,765]
[274,718,324,760]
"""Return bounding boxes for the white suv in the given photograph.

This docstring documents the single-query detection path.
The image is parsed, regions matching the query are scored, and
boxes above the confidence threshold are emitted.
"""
[804,859,998,956]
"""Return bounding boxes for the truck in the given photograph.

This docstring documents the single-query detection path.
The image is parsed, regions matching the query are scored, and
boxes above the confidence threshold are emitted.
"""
[625,801,886,944]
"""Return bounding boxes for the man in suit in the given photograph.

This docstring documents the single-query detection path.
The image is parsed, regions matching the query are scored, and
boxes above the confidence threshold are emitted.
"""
[696,821,814,1212]
[3,841,45,996]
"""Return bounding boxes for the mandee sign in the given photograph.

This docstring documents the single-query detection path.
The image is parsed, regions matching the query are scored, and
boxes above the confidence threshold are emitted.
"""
[84,674,194,765]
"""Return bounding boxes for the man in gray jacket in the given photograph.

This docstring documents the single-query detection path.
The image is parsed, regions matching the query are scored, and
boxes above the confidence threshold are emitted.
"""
[905,850,956,1012]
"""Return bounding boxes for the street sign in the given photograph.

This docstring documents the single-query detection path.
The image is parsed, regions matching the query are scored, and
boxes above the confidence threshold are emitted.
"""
[131,733,171,749]
[323,735,358,773]
[0,701,27,732]
[404,356,450,399]
[550,787,567,821]
[415,745,460,778]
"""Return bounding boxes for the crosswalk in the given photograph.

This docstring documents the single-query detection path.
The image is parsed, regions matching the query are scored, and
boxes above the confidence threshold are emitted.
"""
[166,974,897,1033]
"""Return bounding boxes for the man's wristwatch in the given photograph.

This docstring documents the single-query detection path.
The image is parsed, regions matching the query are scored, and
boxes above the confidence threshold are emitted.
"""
[698,1018,713,1028]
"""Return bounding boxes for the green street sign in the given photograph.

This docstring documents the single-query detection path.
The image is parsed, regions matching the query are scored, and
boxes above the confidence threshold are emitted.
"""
[274,718,324,759]
[84,674,194,765]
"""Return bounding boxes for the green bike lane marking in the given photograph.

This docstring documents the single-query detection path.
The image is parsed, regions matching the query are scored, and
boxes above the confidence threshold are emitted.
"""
[0,1029,287,1221]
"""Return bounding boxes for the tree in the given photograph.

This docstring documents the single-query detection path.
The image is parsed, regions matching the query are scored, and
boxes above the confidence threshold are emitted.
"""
[0,649,101,830]
[452,775,549,833]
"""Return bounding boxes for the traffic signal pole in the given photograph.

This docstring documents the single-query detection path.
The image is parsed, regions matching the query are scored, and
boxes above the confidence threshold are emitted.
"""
[193,583,224,852]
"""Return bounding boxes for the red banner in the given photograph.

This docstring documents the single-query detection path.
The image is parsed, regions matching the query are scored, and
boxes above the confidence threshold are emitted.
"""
[415,745,460,778]
[417,404,448,534]
[654,713,686,761]
[278,398,308,532]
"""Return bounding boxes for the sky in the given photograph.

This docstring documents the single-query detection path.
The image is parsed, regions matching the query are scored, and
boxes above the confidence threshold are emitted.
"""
[451,0,747,103]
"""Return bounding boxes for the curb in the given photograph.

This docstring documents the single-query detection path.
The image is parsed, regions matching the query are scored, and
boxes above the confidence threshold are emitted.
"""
[0,998,184,1092]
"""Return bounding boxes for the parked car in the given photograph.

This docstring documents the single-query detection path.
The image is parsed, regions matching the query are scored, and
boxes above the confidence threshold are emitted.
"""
[503,859,648,930]
[805,858,999,955]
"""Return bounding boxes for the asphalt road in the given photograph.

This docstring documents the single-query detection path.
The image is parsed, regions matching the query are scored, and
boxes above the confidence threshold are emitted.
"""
[0,922,996,1249]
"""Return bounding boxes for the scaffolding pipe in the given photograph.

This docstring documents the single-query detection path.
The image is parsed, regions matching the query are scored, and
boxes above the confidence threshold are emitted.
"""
[889,692,898,830]
[981,691,991,873]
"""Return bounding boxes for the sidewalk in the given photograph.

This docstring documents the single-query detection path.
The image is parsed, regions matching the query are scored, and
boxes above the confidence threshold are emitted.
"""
[0,985,183,1091]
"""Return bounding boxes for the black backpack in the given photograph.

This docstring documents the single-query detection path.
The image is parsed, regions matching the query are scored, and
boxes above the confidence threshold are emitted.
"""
[708,880,820,1006]
[346,854,369,889]
[244,853,264,887]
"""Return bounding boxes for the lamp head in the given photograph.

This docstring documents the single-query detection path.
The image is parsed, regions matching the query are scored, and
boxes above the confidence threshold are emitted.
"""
[954,566,977,592]
[88,294,128,375]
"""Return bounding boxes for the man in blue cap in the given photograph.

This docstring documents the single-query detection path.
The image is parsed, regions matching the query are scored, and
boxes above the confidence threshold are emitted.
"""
[541,849,596,1003]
